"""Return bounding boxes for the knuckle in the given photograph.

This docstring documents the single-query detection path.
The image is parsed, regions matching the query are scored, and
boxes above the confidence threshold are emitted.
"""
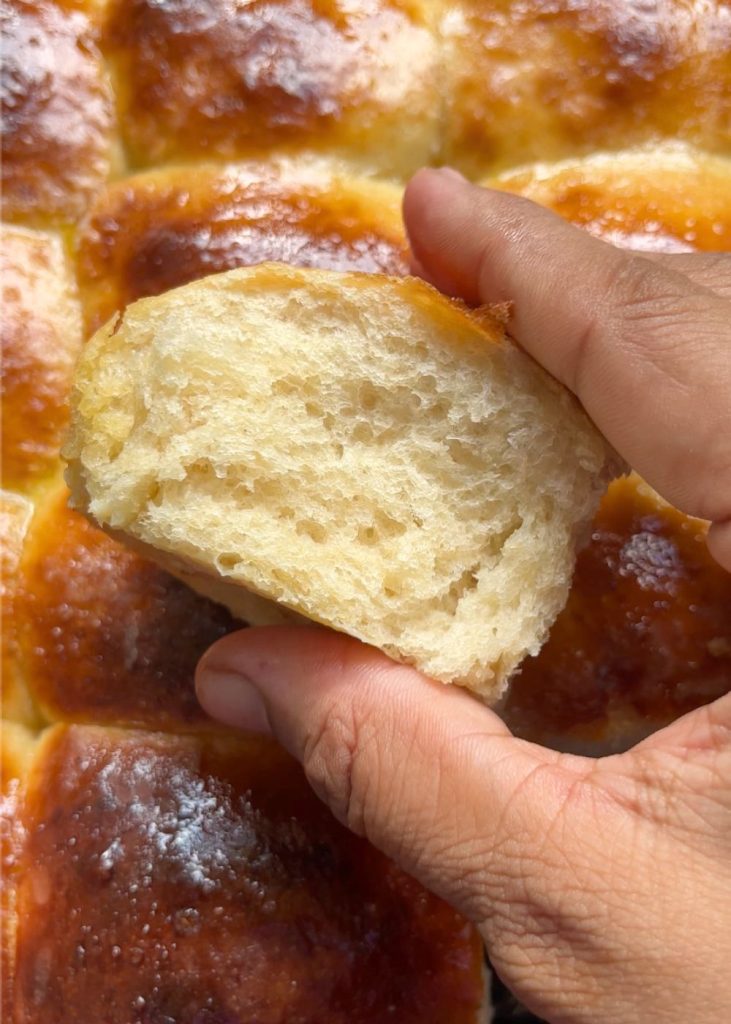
[301,693,378,835]
[608,254,680,314]
[575,254,689,393]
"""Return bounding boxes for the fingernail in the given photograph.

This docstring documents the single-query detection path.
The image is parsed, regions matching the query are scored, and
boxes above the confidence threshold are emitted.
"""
[435,166,468,184]
[197,669,272,734]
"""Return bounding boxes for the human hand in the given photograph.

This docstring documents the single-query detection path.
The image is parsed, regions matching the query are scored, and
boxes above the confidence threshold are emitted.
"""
[196,170,731,1023]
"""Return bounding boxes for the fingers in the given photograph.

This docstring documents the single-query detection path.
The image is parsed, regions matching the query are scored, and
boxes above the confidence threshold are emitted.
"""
[196,625,584,923]
[403,169,731,535]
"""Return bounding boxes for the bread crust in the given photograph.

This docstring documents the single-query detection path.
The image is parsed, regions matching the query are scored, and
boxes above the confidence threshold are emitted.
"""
[103,0,440,178]
[76,159,408,336]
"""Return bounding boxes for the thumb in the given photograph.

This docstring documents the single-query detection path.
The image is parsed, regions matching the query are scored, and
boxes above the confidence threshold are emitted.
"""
[196,626,587,923]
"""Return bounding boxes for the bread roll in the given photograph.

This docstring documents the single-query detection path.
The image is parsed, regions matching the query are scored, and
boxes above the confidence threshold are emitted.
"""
[502,473,731,754]
[65,264,620,698]
[77,159,408,336]
[103,0,440,180]
[483,145,731,254]
[11,724,486,1021]
[1,0,121,226]
[17,483,236,733]
[440,0,731,179]
[1,226,82,494]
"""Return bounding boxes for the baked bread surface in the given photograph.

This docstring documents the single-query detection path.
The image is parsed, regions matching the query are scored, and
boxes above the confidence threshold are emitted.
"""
[3,0,731,1015]
[1,0,120,226]
[66,264,618,699]
[76,159,408,336]
[103,0,441,177]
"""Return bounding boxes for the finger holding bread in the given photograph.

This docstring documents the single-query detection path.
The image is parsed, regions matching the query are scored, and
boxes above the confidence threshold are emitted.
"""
[405,170,731,559]
[63,263,621,701]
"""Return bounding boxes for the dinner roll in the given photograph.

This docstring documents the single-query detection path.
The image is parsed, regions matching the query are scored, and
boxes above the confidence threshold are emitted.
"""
[1,226,82,495]
[17,483,236,733]
[76,159,408,336]
[502,473,731,754]
[1,0,121,226]
[64,264,620,699]
[440,0,731,179]
[12,724,485,1021]
[103,0,440,180]
[483,145,731,254]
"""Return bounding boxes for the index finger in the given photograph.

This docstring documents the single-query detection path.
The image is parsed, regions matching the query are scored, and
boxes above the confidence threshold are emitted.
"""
[403,169,731,536]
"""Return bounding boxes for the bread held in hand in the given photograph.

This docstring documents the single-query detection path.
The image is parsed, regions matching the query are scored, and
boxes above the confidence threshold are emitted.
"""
[64,264,621,700]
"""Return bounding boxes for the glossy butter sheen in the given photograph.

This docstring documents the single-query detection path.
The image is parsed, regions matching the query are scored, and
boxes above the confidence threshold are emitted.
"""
[1,0,118,224]
[76,161,408,334]
[103,0,440,177]
[14,725,486,1022]
[15,488,238,733]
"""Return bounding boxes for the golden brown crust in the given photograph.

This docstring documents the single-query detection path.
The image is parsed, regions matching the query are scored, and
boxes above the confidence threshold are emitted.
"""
[14,724,485,1021]
[0,491,40,729]
[103,0,440,178]
[1,721,35,1023]
[4,0,731,1007]
[1,226,82,494]
[76,161,409,335]
[1,0,120,225]
[503,475,731,751]
[441,1,731,178]
[16,487,238,732]
[485,147,731,253]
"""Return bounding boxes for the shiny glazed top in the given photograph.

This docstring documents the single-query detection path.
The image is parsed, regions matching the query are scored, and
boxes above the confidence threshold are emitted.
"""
[1,0,118,224]
[77,162,408,335]
[14,725,485,1022]
[103,0,440,176]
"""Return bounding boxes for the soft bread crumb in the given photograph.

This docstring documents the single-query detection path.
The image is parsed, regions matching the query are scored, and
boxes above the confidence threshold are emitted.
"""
[64,264,621,701]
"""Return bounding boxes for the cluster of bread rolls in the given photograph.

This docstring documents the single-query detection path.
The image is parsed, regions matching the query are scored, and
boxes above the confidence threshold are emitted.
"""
[2,0,731,1021]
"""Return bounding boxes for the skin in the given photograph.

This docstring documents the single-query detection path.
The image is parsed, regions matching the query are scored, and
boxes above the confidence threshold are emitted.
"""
[196,169,731,1023]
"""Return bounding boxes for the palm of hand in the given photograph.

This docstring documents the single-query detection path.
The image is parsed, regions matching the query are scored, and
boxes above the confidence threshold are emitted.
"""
[475,698,731,1023]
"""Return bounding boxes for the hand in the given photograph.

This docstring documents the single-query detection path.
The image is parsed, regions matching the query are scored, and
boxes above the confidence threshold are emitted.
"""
[196,170,731,1023]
